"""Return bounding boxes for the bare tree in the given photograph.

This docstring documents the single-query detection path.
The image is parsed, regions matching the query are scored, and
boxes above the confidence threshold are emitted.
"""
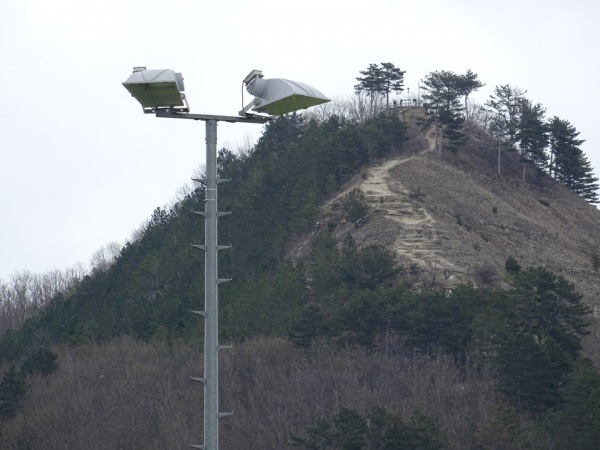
[0,265,86,334]
[89,241,122,274]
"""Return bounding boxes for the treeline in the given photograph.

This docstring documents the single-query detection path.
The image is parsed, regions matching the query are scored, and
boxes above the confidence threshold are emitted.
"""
[330,62,598,202]
[2,258,599,448]
[0,266,86,335]
[0,337,491,449]
[0,241,122,336]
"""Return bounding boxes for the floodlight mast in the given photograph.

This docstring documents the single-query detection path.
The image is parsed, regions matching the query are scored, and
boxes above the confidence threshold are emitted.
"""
[123,67,329,450]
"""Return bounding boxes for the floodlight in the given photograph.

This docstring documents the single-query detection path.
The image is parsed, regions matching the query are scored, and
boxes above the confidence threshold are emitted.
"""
[123,67,189,113]
[240,70,330,116]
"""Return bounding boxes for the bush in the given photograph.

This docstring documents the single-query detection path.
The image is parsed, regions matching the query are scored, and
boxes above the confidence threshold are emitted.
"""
[342,189,369,222]
[505,256,521,274]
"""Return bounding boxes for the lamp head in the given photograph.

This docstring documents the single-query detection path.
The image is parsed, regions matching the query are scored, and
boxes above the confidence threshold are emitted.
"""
[241,70,330,116]
[123,67,189,113]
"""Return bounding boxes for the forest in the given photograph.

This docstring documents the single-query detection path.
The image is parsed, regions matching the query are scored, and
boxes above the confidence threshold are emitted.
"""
[1,63,600,449]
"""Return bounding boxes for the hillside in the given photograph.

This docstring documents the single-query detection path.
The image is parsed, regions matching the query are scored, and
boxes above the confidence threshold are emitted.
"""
[2,109,600,449]
[296,107,600,306]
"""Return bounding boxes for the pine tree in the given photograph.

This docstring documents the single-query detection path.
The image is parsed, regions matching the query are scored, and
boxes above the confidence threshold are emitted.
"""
[0,366,26,419]
[379,62,406,109]
[421,70,466,152]
[354,63,384,115]
[457,69,484,121]
[355,62,405,111]
[494,267,591,413]
[518,99,548,180]
[486,84,527,149]
[548,117,599,203]
[546,359,600,449]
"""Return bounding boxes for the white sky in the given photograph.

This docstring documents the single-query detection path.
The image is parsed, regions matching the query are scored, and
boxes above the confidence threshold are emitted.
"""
[1,0,598,280]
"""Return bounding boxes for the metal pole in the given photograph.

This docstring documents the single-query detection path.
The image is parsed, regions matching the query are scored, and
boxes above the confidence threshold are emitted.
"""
[190,119,221,450]
[154,111,269,450]
[204,119,219,450]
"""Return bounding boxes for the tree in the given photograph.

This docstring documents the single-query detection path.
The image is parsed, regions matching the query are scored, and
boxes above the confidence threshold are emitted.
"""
[0,366,26,419]
[545,359,600,449]
[486,85,527,176]
[355,63,384,116]
[90,241,121,274]
[344,245,399,290]
[341,189,369,222]
[420,70,466,153]
[504,256,521,275]
[518,99,548,180]
[355,62,405,111]
[494,267,591,413]
[475,401,528,450]
[287,303,330,348]
[379,62,406,109]
[421,70,463,112]
[486,84,527,148]
[495,331,573,412]
[293,407,367,449]
[20,347,58,376]
[408,287,478,362]
[548,117,599,203]
[456,69,484,121]
[292,407,445,450]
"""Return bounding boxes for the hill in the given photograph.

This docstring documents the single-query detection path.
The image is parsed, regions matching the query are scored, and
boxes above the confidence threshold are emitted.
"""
[1,108,600,449]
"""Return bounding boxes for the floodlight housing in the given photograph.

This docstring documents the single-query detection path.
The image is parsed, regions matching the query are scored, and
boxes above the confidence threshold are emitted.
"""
[123,67,189,113]
[240,70,330,116]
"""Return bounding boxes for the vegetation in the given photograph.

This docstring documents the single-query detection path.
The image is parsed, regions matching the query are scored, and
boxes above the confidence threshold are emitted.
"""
[485,84,598,200]
[354,62,406,110]
[548,117,599,203]
[420,69,484,153]
[292,407,446,450]
[1,62,599,448]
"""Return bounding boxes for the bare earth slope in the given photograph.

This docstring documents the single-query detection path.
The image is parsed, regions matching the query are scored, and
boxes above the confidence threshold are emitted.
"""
[294,108,600,317]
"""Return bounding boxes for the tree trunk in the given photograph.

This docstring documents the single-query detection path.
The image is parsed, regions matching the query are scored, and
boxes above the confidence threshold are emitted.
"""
[497,140,502,176]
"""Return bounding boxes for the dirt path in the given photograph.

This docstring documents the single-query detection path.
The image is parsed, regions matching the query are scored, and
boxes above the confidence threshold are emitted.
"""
[358,154,462,281]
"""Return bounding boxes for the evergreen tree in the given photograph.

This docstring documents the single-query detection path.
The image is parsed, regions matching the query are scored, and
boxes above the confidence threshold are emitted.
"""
[355,62,405,111]
[486,84,527,176]
[421,70,463,113]
[379,62,406,109]
[545,359,600,449]
[0,366,26,419]
[456,69,484,121]
[420,70,465,151]
[287,303,330,348]
[486,84,527,149]
[548,117,599,203]
[495,331,573,412]
[341,188,369,223]
[494,267,591,413]
[355,63,384,115]
[518,99,548,180]
[20,347,58,376]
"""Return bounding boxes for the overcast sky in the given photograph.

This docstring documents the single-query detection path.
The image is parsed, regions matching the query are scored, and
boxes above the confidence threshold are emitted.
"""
[1,0,598,280]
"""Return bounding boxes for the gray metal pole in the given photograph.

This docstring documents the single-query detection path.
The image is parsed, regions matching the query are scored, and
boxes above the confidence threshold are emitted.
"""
[190,119,233,450]
[204,119,219,450]
[154,111,270,450]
